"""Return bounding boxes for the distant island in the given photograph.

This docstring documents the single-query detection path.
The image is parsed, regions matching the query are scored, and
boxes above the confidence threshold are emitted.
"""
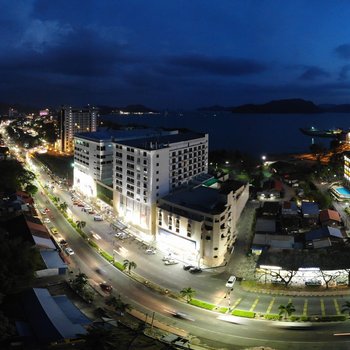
[198,98,350,114]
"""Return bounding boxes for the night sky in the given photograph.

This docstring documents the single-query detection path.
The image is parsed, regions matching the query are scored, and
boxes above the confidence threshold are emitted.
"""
[2,0,350,109]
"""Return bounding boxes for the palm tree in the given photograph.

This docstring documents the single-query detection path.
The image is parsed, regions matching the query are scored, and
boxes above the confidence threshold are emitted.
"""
[59,201,68,212]
[105,295,131,315]
[341,301,350,316]
[123,259,137,274]
[72,272,88,294]
[278,302,296,320]
[180,287,196,303]
[76,220,86,230]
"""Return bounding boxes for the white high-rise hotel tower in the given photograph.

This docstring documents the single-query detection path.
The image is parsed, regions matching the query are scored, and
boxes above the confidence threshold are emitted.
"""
[113,132,209,235]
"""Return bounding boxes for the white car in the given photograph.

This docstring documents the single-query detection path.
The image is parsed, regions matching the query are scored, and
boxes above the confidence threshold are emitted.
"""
[65,247,74,255]
[43,218,51,224]
[164,259,178,265]
[226,275,236,288]
[93,215,103,221]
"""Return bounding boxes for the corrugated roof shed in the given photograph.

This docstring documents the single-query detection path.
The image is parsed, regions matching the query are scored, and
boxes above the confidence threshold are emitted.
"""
[301,201,319,216]
[22,288,87,344]
[306,226,343,241]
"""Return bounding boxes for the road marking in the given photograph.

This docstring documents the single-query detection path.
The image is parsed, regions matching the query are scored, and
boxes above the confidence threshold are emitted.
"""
[320,299,325,316]
[334,299,341,315]
[231,298,242,310]
[266,297,275,314]
[303,299,308,316]
[249,298,259,312]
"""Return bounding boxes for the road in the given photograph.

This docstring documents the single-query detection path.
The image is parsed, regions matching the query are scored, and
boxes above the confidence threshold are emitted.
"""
[5,136,350,349]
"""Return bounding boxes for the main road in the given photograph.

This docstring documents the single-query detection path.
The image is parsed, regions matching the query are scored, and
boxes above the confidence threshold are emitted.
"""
[23,153,350,349]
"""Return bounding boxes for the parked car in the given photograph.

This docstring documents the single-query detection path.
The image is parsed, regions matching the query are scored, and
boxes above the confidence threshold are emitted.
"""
[189,267,202,274]
[100,282,112,293]
[145,248,156,255]
[164,259,178,265]
[65,247,74,255]
[225,275,236,288]
[51,227,58,235]
[59,239,68,247]
[43,218,51,224]
[94,215,103,221]
[305,280,321,286]
[183,265,195,271]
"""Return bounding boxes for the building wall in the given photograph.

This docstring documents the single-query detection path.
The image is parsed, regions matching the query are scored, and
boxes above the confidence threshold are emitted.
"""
[73,135,114,196]
[344,154,350,184]
[157,183,249,267]
[113,134,208,236]
[59,106,97,153]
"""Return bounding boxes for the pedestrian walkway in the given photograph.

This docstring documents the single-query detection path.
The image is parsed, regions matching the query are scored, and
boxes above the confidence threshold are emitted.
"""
[241,284,350,297]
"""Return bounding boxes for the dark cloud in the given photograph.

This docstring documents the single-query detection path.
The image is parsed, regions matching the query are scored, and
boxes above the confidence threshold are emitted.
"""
[0,27,137,78]
[335,44,350,59]
[298,66,329,81]
[165,54,267,76]
[339,65,350,80]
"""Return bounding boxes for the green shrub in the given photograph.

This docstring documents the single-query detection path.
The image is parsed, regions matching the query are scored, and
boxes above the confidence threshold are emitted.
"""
[290,315,301,322]
[264,313,281,320]
[232,309,255,318]
[113,261,125,271]
[88,240,98,249]
[100,250,113,262]
[189,299,216,310]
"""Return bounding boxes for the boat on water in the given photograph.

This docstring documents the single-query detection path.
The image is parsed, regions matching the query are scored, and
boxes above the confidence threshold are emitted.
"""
[300,127,348,138]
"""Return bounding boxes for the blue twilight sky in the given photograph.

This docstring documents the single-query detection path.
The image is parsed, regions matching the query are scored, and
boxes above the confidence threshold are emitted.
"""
[2,0,350,109]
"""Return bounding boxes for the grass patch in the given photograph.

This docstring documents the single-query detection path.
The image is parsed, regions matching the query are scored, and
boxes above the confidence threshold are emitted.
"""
[217,307,228,313]
[113,261,125,271]
[100,250,113,262]
[232,309,255,318]
[189,299,216,310]
[35,153,74,181]
[240,280,259,288]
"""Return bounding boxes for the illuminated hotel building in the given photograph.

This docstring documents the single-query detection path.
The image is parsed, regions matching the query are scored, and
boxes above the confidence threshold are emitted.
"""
[113,131,209,236]
[59,106,98,153]
[344,153,350,184]
[157,180,249,267]
[73,129,175,199]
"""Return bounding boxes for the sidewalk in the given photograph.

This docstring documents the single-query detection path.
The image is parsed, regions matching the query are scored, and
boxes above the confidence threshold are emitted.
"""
[240,283,350,297]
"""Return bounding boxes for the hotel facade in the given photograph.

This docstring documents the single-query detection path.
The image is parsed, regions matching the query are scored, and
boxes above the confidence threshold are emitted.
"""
[157,180,249,266]
[112,132,209,235]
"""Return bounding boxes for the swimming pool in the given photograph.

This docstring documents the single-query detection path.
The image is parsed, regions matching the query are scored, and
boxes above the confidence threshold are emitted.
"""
[334,187,350,198]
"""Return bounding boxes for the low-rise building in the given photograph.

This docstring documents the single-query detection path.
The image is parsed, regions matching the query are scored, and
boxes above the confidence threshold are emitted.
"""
[305,226,344,249]
[19,288,90,346]
[301,201,319,227]
[1,215,67,276]
[319,209,341,227]
[157,180,249,267]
